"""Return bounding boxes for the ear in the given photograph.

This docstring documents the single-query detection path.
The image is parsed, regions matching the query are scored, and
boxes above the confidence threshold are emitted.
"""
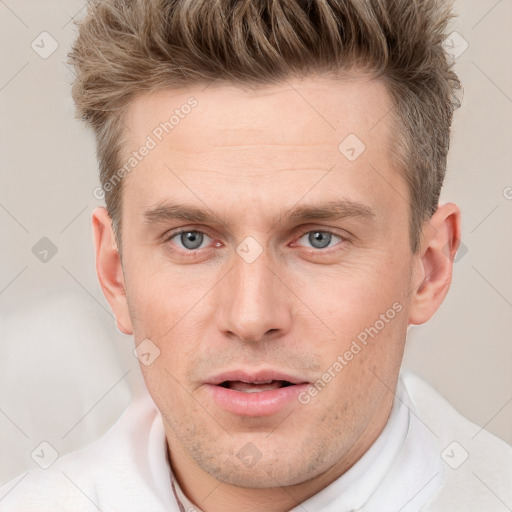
[92,207,133,335]
[408,203,461,325]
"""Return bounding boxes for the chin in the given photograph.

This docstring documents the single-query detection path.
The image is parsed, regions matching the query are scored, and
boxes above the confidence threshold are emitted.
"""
[207,463,304,489]
[195,444,330,490]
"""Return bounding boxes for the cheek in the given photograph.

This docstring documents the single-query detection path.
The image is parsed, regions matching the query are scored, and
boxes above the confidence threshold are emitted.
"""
[123,262,212,385]
[298,308,407,440]
[294,260,410,389]
[300,265,408,333]
[123,258,204,339]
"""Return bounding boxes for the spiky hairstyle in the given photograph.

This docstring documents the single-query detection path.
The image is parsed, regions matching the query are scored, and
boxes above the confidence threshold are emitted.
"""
[69,0,462,252]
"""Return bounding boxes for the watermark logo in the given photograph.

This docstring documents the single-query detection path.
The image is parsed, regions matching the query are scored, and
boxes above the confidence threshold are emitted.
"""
[32,237,58,263]
[338,133,366,162]
[443,32,469,61]
[236,236,264,264]
[31,32,58,59]
[441,441,469,469]
[31,441,59,469]
[236,442,262,468]
[133,338,161,366]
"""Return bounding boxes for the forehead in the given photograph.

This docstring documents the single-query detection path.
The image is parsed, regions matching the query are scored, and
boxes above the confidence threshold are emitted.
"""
[123,75,392,157]
[119,75,404,231]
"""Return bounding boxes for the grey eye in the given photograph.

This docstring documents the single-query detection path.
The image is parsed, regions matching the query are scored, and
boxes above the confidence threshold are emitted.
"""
[309,231,331,249]
[298,231,342,249]
[178,231,206,250]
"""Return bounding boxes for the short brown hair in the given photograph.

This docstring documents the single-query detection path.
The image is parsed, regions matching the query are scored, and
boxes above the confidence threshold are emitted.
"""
[68,0,462,253]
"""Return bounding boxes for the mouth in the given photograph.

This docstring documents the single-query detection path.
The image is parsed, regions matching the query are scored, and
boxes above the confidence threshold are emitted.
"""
[218,379,295,393]
[205,370,310,417]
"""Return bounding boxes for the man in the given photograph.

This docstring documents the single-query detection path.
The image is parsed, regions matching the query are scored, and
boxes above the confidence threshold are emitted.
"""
[1,0,511,510]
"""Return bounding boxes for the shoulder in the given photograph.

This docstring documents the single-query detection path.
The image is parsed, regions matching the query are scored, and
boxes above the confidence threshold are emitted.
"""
[0,392,175,512]
[400,369,512,511]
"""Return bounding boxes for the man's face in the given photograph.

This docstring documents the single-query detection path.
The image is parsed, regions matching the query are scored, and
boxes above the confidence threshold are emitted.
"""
[118,75,417,488]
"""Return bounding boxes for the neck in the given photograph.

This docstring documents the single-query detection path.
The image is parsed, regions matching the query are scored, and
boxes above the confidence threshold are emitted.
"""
[166,395,394,512]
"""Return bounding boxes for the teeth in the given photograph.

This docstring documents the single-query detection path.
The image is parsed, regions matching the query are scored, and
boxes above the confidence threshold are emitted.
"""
[240,387,274,393]
[226,380,287,392]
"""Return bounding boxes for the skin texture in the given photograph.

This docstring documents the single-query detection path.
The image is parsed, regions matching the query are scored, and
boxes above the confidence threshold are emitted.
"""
[92,75,461,512]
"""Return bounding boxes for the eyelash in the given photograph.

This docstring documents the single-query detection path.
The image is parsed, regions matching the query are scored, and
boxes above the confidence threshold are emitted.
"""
[164,228,347,254]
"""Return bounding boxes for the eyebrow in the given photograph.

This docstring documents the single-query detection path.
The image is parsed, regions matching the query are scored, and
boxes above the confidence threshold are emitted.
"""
[143,199,376,228]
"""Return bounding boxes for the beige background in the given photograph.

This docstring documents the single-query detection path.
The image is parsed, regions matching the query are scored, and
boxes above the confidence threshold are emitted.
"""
[1,0,511,484]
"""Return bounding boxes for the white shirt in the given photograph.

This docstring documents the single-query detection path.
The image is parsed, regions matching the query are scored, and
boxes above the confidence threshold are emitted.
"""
[1,369,511,512]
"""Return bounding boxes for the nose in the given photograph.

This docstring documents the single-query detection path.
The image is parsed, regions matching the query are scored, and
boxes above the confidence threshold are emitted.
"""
[215,245,292,344]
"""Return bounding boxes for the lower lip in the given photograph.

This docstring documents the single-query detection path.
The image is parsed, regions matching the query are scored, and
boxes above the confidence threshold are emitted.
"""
[206,383,309,417]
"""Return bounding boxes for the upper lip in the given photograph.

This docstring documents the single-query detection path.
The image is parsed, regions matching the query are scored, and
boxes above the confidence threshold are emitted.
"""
[206,369,309,386]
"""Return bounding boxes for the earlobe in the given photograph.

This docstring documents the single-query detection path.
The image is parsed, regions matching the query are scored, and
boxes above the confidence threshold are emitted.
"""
[92,207,133,335]
[408,203,461,326]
